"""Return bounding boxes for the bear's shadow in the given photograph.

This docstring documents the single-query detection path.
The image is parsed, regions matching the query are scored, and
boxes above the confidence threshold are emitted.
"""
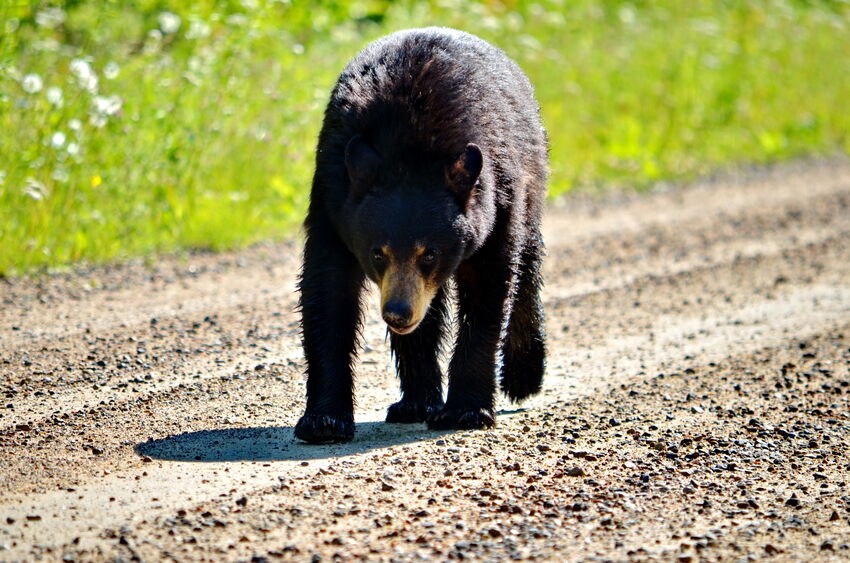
[135,421,448,462]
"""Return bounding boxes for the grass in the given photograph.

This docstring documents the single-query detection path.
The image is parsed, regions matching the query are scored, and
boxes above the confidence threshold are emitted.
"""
[1,0,848,275]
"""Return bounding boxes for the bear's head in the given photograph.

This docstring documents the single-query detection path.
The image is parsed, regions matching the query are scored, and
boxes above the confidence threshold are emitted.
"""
[344,135,484,334]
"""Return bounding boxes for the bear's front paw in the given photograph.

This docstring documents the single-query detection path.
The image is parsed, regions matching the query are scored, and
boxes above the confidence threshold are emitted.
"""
[386,398,445,424]
[294,413,354,444]
[427,407,496,430]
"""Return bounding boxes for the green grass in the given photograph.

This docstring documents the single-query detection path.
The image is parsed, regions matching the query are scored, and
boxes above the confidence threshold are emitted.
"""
[1,0,849,275]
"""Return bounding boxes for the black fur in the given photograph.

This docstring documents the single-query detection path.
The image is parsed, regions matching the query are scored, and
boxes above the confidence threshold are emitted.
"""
[294,28,548,444]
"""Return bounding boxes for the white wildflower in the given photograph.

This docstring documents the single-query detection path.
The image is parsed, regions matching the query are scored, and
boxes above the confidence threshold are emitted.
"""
[226,13,247,27]
[3,64,22,81]
[89,114,107,128]
[24,178,48,201]
[188,56,204,74]
[33,38,60,53]
[185,18,211,40]
[158,11,181,34]
[92,95,122,116]
[104,61,120,80]
[35,7,66,28]
[144,29,163,54]
[66,142,80,156]
[619,5,637,25]
[51,131,66,149]
[90,209,104,224]
[52,168,69,183]
[70,58,98,93]
[46,86,63,107]
[69,118,83,132]
[69,59,89,75]
[22,73,43,94]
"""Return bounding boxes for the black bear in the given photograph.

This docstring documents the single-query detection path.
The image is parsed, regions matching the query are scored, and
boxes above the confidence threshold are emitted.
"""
[294,27,547,443]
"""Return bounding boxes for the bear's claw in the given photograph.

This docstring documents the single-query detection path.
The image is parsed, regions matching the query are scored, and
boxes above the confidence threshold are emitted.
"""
[294,413,354,443]
[426,407,496,430]
[386,398,444,424]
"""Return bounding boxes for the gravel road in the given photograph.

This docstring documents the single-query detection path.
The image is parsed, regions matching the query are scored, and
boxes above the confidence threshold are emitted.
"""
[1,160,849,562]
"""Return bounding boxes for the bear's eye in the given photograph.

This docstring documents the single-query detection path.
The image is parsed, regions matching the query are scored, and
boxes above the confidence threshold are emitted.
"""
[371,248,385,264]
[421,250,437,265]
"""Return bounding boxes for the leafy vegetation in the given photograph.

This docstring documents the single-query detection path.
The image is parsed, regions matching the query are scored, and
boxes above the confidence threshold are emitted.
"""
[2,0,848,274]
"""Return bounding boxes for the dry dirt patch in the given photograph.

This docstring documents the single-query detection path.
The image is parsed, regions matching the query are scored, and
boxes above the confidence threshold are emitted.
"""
[1,160,849,561]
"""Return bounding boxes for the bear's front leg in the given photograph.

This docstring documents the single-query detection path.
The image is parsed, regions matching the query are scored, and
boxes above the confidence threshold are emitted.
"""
[294,213,364,444]
[386,286,450,423]
[428,243,512,431]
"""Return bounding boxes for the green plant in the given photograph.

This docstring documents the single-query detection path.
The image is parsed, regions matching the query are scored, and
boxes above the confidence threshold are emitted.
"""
[1,0,848,275]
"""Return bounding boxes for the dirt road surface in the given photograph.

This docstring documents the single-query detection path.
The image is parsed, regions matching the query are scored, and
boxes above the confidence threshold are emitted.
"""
[2,160,849,562]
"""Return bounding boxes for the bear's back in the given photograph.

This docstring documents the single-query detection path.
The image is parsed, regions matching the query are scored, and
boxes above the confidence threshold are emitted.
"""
[325,27,543,161]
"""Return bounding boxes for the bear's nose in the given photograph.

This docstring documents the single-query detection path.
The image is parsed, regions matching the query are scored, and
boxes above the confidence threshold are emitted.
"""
[382,301,413,329]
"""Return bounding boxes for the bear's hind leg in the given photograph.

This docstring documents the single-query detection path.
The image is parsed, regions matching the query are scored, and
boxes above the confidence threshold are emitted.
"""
[386,286,449,423]
[500,236,546,402]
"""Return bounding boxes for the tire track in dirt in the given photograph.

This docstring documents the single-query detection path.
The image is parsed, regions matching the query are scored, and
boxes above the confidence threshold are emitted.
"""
[0,161,849,560]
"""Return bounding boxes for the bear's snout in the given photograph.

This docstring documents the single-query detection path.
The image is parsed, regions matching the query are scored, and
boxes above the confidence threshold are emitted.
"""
[383,300,414,332]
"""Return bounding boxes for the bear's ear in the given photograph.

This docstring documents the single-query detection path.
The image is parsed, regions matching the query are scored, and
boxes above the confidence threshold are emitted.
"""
[345,135,381,193]
[445,144,483,208]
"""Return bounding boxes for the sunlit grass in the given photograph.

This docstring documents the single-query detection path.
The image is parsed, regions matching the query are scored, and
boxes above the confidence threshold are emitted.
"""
[1,0,849,275]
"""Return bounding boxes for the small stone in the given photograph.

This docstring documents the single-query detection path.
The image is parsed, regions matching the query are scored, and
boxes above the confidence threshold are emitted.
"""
[381,481,395,492]
[236,496,248,507]
[829,511,840,522]
[26,514,42,521]
[565,466,585,477]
